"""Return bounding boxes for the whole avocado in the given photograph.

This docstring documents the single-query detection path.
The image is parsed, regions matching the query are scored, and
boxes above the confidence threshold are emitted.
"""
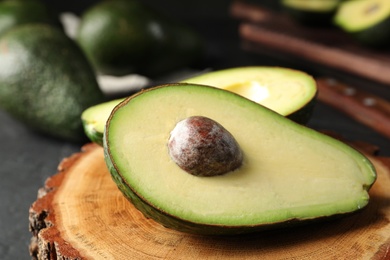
[0,24,105,142]
[76,0,203,77]
[0,0,62,37]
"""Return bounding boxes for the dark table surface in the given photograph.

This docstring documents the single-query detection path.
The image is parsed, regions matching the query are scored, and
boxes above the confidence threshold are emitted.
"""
[1,1,390,259]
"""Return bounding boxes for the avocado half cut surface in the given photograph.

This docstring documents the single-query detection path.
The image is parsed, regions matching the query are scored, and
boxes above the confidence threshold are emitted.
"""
[82,98,123,146]
[82,66,317,145]
[182,67,317,124]
[104,83,376,235]
[334,0,390,46]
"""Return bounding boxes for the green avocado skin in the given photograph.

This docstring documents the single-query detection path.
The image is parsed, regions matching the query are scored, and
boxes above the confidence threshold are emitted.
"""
[0,24,105,142]
[76,0,203,77]
[352,18,390,47]
[287,93,317,125]
[83,126,104,146]
[0,0,62,37]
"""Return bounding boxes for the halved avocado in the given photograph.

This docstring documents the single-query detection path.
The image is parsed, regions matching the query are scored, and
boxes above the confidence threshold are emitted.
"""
[104,83,376,235]
[281,0,341,26]
[182,67,317,124]
[82,98,123,145]
[334,0,390,46]
[81,67,317,145]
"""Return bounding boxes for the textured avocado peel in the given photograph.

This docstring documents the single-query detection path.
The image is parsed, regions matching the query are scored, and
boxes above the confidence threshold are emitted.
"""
[76,0,203,77]
[0,24,104,142]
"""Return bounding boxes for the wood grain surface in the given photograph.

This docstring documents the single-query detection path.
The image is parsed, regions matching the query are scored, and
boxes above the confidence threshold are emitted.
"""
[29,140,390,260]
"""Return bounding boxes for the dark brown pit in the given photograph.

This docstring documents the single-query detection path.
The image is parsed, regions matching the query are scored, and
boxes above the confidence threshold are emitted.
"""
[168,116,243,177]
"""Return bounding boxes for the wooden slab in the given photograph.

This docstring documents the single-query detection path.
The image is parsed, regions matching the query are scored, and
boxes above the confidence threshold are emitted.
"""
[230,1,390,86]
[29,141,390,260]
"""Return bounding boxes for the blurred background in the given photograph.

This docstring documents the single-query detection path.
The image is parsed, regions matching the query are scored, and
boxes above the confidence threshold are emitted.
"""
[1,0,390,259]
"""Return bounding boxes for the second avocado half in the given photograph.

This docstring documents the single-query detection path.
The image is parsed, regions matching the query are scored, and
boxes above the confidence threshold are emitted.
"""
[81,67,317,145]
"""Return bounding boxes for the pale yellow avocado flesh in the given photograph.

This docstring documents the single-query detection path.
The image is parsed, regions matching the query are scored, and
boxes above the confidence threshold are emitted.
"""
[82,67,316,146]
[105,84,376,228]
[334,0,390,31]
[182,67,316,117]
[82,98,124,134]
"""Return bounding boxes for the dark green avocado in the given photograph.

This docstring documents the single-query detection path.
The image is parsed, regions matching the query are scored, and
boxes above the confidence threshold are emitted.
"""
[334,0,390,47]
[0,24,104,142]
[0,0,62,37]
[76,0,203,77]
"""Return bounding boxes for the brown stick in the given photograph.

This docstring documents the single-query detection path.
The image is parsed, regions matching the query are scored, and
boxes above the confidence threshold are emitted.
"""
[230,0,273,24]
[241,23,390,85]
[317,78,390,139]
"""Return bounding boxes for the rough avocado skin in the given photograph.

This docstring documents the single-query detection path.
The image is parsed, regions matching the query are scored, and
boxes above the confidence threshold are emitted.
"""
[0,0,62,37]
[76,0,203,77]
[0,24,105,142]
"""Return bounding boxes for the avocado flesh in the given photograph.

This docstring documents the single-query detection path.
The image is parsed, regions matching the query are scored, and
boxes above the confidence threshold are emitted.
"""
[0,24,104,142]
[82,98,124,145]
[334,0,390,46]
[282,0,340,12]
[104,84,376,235]
[335,0,390,31]
[182,67,317,123]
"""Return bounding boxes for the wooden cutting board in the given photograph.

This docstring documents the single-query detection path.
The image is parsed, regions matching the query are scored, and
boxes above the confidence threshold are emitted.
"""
[29,139,390,259]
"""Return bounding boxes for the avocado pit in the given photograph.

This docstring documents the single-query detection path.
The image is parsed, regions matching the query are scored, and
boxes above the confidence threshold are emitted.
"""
[168,116,243,177]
